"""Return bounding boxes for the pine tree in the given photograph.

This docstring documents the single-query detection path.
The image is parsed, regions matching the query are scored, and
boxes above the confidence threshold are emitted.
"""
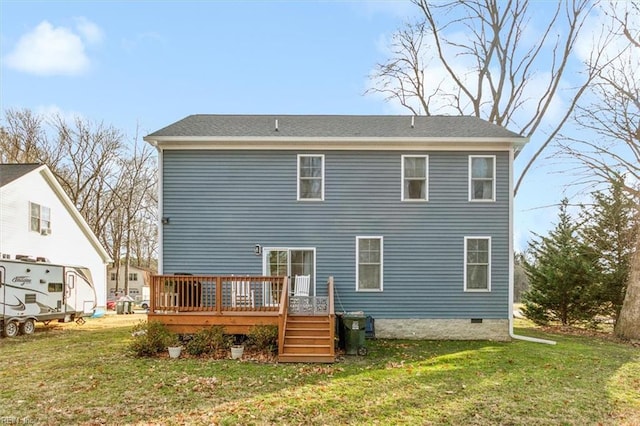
[522,199,599,325]
[580,177,638,324]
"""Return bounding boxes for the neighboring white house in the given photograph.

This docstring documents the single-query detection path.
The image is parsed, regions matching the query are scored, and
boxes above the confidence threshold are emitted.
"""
[107,264,153,302]
[0,164,112,308]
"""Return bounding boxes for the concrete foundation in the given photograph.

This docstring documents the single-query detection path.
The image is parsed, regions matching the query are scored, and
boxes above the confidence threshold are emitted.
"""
[374,318,510,341]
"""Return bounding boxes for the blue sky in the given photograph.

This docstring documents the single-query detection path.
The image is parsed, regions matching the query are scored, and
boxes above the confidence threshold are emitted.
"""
[0,0,581,250]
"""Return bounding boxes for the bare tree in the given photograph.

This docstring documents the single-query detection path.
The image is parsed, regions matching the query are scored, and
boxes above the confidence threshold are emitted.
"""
[0,109,48,163]
[1,109,159,298]
[108,137,157,295]
[367,0,612,195]
[559,2,639,339]
[49,115,125,250]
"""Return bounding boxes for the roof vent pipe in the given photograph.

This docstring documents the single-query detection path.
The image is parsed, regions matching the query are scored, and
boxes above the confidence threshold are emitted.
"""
[411,116,415,128]
[275,119,279,132]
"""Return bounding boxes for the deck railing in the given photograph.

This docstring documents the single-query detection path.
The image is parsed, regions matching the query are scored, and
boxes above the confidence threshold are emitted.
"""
[277,276,290,356]
[150,275,287,313]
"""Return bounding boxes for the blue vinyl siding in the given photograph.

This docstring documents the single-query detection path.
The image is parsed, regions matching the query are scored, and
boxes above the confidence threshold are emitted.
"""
[162,149,510,319]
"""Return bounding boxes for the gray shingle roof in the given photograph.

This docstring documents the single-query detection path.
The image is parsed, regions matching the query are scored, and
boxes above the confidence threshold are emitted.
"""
[146,115,523,139]
[0,163,42,187]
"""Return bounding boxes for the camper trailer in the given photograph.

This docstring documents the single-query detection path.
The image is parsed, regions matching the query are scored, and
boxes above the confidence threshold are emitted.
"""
[0,257,97,337]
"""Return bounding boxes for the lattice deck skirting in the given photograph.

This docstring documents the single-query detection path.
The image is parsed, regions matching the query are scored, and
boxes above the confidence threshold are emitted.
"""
[288,296,329,315]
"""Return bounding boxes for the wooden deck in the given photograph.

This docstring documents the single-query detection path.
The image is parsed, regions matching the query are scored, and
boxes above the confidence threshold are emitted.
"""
[148,274,336,362]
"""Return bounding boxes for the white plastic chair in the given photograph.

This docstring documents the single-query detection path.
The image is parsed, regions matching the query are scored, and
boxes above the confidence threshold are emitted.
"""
[292,275,311,297]
[232,279,255,308]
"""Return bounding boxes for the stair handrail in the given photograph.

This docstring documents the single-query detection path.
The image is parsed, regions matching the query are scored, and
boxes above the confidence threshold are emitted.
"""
[278,276,289,356]
[328,276,335,357]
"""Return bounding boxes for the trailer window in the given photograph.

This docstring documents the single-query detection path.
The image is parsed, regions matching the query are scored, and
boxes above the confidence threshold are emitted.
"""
[48,283,63,292]
[25,294,36,303]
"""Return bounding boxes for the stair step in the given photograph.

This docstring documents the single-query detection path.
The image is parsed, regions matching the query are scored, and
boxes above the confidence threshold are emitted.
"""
[283,344,331,354]
[278,354,335,363]
[288,314,329,318]
[287,321,330,328]
[285,327,331,337]
[285,336,331,345]
[287,318,329,322]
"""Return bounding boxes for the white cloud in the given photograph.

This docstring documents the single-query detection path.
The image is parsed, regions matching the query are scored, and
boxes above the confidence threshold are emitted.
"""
[4,18,103,76]
[75,17,104,45]
[35,104,82,122]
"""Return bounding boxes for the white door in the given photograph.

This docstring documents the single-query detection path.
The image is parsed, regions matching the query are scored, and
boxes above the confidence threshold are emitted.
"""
[65,272,76,313]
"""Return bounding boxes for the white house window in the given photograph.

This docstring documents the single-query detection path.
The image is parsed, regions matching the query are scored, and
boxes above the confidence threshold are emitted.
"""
[297,154,324,201]
[110,273,117,281]
[402,155,429,201]
[30,202,51,233]
[128,273,138,281]
[464,237,491,291]
[356,236,383,291]
[469,156,496,201]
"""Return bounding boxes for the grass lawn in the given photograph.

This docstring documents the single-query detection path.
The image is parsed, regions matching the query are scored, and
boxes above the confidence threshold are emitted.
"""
[0,314,638,425]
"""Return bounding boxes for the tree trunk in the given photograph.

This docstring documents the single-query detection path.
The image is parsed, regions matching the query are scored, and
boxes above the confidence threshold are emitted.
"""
[615,233,640,340]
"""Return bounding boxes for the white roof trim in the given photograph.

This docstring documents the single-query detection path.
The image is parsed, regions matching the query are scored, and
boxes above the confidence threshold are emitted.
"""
[145,136,528,151]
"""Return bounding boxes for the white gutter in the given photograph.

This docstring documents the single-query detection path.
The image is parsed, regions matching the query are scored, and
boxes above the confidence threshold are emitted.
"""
[509,146,556,345]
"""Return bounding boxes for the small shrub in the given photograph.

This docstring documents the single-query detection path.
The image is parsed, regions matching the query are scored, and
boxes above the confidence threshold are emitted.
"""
[247,325,278,353]
[185,325,233,356]
[129,320,178,357]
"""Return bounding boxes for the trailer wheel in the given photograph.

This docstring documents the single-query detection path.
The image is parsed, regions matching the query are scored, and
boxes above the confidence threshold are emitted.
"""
[3,320,19,338]
[19,319,36,335]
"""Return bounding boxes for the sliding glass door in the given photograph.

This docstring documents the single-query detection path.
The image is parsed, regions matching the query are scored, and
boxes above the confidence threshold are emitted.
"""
[263,248,315,300]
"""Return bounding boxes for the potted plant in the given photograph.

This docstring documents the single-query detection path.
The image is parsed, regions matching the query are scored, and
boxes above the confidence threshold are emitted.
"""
[230,335,245,359]
[166,334,182,359]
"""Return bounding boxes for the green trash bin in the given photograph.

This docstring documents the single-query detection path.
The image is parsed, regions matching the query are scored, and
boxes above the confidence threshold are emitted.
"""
[124,301,133,314]
[342,313,367,355]
[116,301,124,315]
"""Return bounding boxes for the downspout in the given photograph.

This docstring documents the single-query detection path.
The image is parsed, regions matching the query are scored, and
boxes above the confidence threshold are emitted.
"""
[509,146,555,345]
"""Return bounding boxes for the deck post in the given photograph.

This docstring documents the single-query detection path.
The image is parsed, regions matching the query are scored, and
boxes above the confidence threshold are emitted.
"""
[150,276,156,312]
[216,276,222,314]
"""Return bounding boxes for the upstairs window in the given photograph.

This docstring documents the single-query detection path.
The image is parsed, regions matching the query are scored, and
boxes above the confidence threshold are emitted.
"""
[297,154,324,201]
[464,237,491,291]
[469,156,496,201]
[402,155,428,201]
[110,273,117,281]
[30,202,51,233]
[128,273,138,281]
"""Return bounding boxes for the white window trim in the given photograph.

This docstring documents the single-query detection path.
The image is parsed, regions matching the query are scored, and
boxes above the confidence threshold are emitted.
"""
[401,155,429,202]
[464,236,491,292]
[262,247,317,296]
[356,236,384,292]
[29,202,51,233]
[468,155,496,202]
[297,154,325,201]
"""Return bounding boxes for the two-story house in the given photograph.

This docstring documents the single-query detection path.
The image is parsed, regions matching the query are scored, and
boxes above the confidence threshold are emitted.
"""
[0,163,112,308]
[144,115,527,343]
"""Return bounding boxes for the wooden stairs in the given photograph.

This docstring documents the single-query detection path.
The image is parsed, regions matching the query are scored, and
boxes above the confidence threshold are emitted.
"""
[278,314,335,363]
